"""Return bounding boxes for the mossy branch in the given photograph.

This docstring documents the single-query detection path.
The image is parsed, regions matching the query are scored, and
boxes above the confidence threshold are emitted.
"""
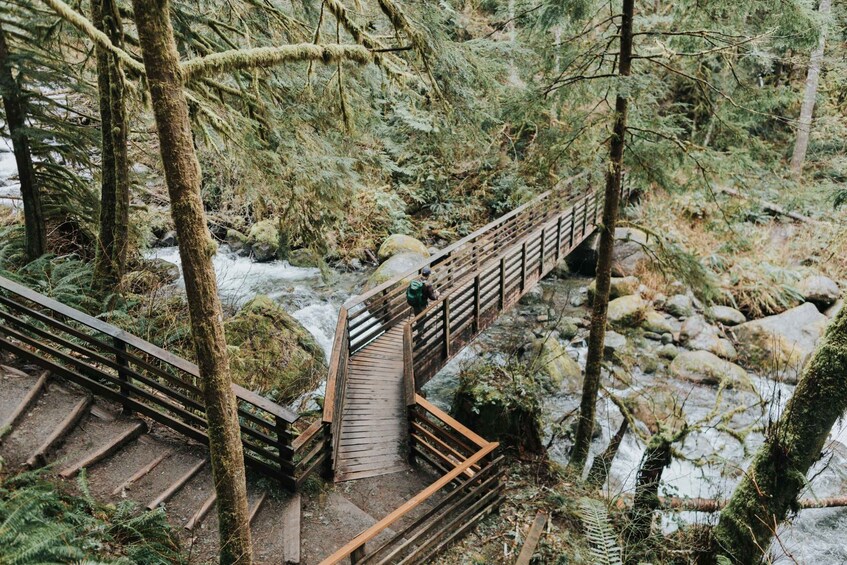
[179,44,374,81]
[38,0,144,74]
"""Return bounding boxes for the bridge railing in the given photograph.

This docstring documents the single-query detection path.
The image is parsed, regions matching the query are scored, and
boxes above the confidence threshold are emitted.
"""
[0,275,319,490]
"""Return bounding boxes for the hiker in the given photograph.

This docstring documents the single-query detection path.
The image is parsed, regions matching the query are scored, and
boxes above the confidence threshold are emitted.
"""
[406,266,439,316]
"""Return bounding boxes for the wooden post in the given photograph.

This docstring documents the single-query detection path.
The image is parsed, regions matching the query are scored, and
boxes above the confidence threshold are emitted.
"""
[569,206,576,248]
[520,242,527,291]
[473,274,481,332]
[555,215,563,261]
[499,256,506,309]
[113,338,131,414]
[593,191,600,226]
[582,195,589,235]
[275,415,289,484]
[538,227,545,275]
[443,297,451,359]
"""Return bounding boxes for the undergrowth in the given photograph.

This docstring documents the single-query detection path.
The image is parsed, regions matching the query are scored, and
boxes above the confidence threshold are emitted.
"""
[0,467,184,564]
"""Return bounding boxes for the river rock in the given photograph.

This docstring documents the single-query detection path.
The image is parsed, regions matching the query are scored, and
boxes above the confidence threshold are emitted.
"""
[732,302,828,383]
[680,315,736,360]
[670,350,749,388]
[159,231,177,247]
[377,234,429,262]
[226,229,248,254]
[520,285,545,305]
[680,315,706,341]
[557,318,580,340]
[604,331,627,357]
[665,294,694,318]
[641,310,676,335]
[587,276,639,302]
[144,258,180,284]
[531,338,581,391]
[365,252,424,290]
[288,248,318,268]
[707,305,746,326]
[607,295,648,328]
[569,287,589,307]
[225,295,326,403]
[797,275,840,307]
[656,344,679,360]
[247,219,280,262]
[825,300,843,319]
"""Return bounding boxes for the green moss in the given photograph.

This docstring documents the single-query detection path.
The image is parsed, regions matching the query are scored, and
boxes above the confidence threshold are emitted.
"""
[224,295,326,404]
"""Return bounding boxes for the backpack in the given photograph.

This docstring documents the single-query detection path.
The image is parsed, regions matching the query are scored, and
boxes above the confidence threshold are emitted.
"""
[406,279,427,309]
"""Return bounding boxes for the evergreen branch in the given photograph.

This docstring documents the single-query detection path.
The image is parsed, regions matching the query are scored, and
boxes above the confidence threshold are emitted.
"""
[37,0,144,74]
[179,43,374,81]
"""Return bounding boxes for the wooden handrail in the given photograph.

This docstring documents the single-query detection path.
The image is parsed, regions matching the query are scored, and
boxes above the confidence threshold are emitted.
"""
[322,306,348,423]
[317,441,498,565]
[414,394,488,449]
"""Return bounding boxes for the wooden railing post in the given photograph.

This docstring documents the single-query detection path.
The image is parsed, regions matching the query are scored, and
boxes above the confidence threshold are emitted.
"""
[538,227,545,276]
[582,195,590,236]
[520,242,527,291]
[569,206,576,248]
[443,297,451,359]
[275,415,289,484]
[473,274,481,332]
[555,215,563,261]
[499,257,506,309]
[593,190,600,226]
[113,338,131,414]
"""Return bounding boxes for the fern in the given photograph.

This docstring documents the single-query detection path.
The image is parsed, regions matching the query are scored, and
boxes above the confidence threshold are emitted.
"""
[578,497,623,565]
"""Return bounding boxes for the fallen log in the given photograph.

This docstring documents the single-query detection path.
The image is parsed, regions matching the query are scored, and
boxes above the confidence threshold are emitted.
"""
[718,187,818,224]
[615,494,847,512]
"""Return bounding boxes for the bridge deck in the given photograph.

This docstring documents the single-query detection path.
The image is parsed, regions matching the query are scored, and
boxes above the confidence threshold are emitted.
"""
[335,325,409,482]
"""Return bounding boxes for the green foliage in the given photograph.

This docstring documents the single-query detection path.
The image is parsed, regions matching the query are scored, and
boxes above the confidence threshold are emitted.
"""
[0,469,184,564]
[578,497,623,565]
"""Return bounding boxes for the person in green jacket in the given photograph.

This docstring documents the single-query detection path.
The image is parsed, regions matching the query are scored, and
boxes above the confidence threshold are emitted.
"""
[406,266,439,315]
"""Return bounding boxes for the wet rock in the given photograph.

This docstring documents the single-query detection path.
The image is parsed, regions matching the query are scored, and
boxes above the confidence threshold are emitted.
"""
[225,295,326,404]
[797,275,840,307]
[557,319,580,340]
[681,315,737,360]
[665,294,694,318]
[587,275,639,302]
[611,227,650,277]
[288,248,319,268]
[661,333,673,344]
[531,338,581,391]
[377,234,430,262]
[348,258,363,271]
[247,219,280,262]
[144,258,180,284]
[604,331,627,357]
[225,229,248,254]
[159,231,177,247]
[639,355,660,374]
[707,305,746,326]
[629,385,684,434]
[607,295,648,328]
[641,309,676,335]
[670,350,750,388]
[569,287,589,307]
[520,285,545,305]
[732,302,828,383]
[656,344,679,360]
[365,252,425,290]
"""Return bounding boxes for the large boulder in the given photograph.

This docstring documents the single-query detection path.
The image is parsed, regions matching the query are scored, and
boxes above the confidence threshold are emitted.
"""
[225,295,326,403]
[530,338,581,392]
[665,294,694,318]
[225,229,248,254]
[707,305,746,326]
[680,315,736,360]
[607,295,648,328]
[732,302,828,383]
[587,276,639,302]
[365,252,426,290]
[641,310,676,335]
[377,234,430,262]
[247,219,280,262]
[670,350,750,388]
[288,248,319,268]
[144,258,180,284]
[564,227,650,276]
[797,275,840,307]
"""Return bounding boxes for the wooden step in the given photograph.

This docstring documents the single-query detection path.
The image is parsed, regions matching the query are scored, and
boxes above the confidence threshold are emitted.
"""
[0,370,49,440]
[26,395,92,468]
[59,420,147,479]
[147,458,207,510]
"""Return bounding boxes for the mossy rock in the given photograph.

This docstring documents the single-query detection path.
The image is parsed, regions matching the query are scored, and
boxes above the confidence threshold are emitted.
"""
[288,248,319,268]
[607,295,648,329]
[529,338,581,392]
[451,362,543,454]
[377,234,429,262]
[225,295,326,404]
[226,229,248,253]
[365,252,425,290]
[587,276,639,302]
[247,219,280,262]
[641,309,675,335]
[669,350,750,389]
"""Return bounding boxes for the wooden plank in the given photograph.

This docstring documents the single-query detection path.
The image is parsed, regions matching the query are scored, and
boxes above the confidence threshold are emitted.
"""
[0,370,48,438]
[515,511,548,565]
[292,420,323,452]
[111,449,173,495]
[185,491,216,530]
[248,492,267,524]
[59,420,146,479]
[415,395,489,448]
[146,458,207,509]
[26,395,93,468]
[283,494,301,564]
[322,307,348,423]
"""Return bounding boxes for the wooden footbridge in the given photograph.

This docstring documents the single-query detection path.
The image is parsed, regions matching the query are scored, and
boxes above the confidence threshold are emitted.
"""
[0,172,616,563]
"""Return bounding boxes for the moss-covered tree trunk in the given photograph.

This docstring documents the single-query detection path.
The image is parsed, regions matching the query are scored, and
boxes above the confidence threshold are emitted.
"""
[0,23,46,261]
[92,0,129,287]
[624,435,672,561]
[131,2,253,563]
[570,0,633,472]
[713,305,847,562]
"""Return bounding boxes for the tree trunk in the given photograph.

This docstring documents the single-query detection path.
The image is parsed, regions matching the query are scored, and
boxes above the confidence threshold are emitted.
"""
[131,2,253,564]
[625,435,672,559]
[713,305,847,563]
[586,417,628,487]
[92,0,129,286]
[789,0,831,177]
[0,23,46,261]
[569,0,634,472]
